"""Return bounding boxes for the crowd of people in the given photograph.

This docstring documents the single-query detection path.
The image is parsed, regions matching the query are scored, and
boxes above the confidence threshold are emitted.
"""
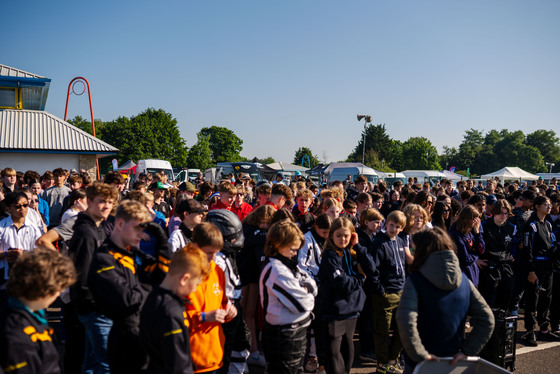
[0,165,559,374]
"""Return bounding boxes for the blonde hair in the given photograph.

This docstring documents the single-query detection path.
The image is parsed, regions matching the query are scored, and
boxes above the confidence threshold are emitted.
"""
[296,188,313,200]
[322,197,342,212]
[386,210,407,228]
[359,208,384,229]
[115,200,151,223]
[218,181,237,195]
[402,204,428,233]
[264,220,304,257]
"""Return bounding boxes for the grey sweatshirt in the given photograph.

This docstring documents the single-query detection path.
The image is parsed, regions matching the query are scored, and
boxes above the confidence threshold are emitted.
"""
[396,250,494,362]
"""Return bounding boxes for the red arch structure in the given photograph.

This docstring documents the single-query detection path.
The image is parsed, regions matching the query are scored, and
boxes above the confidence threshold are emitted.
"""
[63,77,100,180]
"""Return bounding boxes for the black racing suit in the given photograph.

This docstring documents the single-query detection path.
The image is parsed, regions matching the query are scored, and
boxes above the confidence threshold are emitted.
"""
[522,214,556,332]
[480,219,517,310]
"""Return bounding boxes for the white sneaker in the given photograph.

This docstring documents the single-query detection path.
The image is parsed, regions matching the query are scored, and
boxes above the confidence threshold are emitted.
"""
[247,351,266,367]
[305,356,318,372]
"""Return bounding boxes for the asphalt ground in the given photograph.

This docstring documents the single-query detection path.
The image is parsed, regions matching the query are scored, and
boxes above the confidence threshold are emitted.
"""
[247,312,560,373]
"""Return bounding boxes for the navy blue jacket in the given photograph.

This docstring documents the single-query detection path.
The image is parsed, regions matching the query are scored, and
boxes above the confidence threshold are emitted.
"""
[318,244,366,319]
[367,232,407,295]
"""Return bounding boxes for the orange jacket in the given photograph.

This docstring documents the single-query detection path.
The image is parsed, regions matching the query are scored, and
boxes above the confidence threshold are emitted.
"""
[186,261,229,373]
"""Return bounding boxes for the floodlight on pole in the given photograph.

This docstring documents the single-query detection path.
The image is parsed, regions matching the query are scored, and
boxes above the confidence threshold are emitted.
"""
[546,162,555,173]
[357,114,373,165]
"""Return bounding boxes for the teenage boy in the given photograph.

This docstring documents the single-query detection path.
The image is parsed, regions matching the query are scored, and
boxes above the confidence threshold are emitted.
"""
[187,222,237,373]
[231,185,253,221]
[292,189,316,233]
[140,244,210,374]
[252,182,271,208]
[150,182,171,219]
[265,184,293,211]
[168,199,206,252]
[210,181,236,211]
[347,175,368,202]
[69,182,118,374]
[88,200,152,373]
[0,192,42,283]
[0,249,76,374]
[41,168,71,228]
[1,167,18,195]
[368,210,408,374]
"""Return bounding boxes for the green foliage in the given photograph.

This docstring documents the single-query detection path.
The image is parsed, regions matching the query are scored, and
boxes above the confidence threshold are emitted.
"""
[96,108,188,167]
[294,147,320,168]
[199,126,243,163]
[444,128,554,174]
[67,115,106,136]
[187,133,213,170]
[401,137,441,170]
[259,156,276,165]
[347,123,402,170]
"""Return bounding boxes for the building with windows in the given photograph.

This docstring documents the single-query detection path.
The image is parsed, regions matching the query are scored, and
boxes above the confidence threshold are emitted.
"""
[0,64,117,178]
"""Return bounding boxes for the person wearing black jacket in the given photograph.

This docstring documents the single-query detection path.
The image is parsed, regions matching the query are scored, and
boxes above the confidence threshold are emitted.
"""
[68,182,117,374]
[520,196,559,347]
[480,199,518,310]
[140,244,209,374]
[0,249,76,374]
[88,200,151,373]
[318,217,368,374]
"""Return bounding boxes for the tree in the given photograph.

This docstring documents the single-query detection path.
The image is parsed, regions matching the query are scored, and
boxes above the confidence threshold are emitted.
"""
[259,156,276,165]
[526,130,560,172]
[199,126,243,163]
[186,133,213,170]
[67,115,106,136]
[401,137,441,170]
[347,123,402,170]
[294,147,320,168]
[97,108,188,167]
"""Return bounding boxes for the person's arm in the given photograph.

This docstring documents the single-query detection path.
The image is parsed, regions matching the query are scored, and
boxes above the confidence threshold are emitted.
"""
[35,229,61,251]
[396,277,433,363]
[88,252,147,319]
[461,281,495,356]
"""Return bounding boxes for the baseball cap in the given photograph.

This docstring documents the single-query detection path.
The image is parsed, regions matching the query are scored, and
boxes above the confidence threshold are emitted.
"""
[178,181,196,192]
[149,181,167,190]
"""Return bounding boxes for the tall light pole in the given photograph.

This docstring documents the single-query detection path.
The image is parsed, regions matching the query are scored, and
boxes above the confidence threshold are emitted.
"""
[546,162,555,173]
[357,114,373,164]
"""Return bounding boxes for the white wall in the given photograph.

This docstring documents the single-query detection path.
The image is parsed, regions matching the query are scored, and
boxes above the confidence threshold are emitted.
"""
[0,153,80,174]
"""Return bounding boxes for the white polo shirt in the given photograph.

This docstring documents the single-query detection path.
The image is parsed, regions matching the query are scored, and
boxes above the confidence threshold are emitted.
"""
[0,215,42,279]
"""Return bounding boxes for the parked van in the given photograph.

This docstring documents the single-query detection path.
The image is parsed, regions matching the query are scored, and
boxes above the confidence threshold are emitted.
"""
[203,162,264,184]
[135,159,174,182]
[324,162,378,184]
[175,169,201,183]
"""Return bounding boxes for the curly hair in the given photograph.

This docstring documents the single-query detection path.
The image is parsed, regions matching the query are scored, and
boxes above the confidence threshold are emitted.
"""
[7,250,76,300]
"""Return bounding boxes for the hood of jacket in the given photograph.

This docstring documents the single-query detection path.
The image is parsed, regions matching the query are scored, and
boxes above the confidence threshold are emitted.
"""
[419,250,462,291]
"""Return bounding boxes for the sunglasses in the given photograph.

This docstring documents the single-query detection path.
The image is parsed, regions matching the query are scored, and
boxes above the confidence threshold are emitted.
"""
[237,193,244,196]
[13,204,29,209]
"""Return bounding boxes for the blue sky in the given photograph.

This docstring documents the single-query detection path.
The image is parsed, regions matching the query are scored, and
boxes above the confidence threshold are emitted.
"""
[4,0,559,165]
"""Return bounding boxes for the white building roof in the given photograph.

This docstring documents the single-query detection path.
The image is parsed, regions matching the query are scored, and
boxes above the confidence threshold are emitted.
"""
[0,109,118,154]
[0,64,47,79]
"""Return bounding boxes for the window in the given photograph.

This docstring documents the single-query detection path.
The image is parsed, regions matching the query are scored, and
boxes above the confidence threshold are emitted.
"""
[0,87,18,108]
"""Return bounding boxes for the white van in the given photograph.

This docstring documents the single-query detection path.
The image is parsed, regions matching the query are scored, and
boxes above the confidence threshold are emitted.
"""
[135,159,174,181]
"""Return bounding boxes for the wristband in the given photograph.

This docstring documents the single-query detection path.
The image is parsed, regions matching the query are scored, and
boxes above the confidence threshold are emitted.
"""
[201,312,206,323]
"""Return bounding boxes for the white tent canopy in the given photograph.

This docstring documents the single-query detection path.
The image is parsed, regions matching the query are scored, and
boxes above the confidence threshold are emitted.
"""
[442,170,468,182]
[481,167,539,181]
